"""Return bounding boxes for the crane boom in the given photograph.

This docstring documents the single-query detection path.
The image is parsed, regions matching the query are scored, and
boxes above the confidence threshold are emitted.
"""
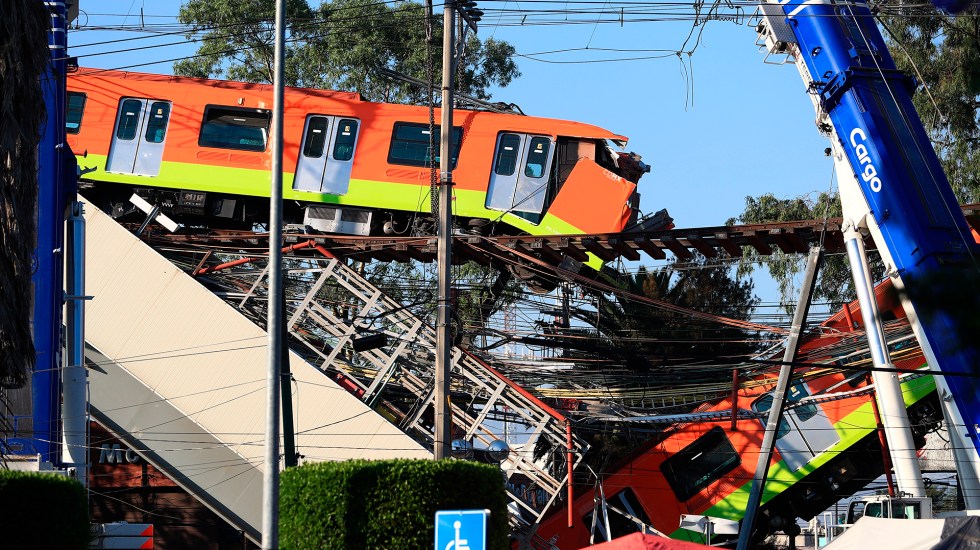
[754,0,980,505]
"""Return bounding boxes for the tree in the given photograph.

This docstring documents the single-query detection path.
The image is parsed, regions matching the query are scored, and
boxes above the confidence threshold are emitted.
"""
[568,255,761,371]
[0,2,48,388]
[175,0,520,103]
[175,0,522,349]
[450,262,521,342]
[728,192,883,310]
[879,7,980,202]
[540,256,759,476]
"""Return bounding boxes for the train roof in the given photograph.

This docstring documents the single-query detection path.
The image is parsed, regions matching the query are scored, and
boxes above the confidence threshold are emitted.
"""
[71,68,630,146]
[73,67,363,101]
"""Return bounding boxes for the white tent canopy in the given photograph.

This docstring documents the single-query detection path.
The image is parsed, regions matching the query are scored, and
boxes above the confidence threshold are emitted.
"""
[825,516,980,550]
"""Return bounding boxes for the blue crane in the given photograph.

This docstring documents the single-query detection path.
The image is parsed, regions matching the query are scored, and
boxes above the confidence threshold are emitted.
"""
[32,0,85,482]
[749,0,980,515]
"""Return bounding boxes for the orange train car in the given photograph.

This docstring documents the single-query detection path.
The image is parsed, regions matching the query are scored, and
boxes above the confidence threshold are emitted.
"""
[66,68,648,243]
[535,280,941,547]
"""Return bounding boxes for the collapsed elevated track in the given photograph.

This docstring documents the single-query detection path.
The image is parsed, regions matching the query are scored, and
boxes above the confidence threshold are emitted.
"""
[141,203,980,268]
[80,201,962,543]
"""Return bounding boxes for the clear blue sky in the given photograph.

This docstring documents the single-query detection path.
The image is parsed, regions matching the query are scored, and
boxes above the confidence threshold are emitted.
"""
[70,0,838,307]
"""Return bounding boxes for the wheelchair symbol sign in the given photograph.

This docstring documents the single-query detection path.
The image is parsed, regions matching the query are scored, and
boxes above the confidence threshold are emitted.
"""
[435,509,489,550]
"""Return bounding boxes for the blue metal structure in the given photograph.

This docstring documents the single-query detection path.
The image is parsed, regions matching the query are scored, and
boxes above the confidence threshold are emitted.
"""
[740,6,980,543]
[32,0,77,466]
[752,0,980,499]
[932,0,978,14]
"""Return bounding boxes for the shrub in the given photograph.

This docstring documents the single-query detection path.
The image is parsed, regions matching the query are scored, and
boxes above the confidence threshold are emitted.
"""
[0,470,90,548]
[280,459,509,550]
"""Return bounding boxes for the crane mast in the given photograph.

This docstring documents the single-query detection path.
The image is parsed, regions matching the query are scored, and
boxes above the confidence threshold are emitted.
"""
[754,0,980,505]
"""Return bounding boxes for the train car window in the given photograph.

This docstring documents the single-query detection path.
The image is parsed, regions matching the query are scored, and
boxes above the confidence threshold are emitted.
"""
[66,92,86,134]
[556,138,595,184]
[661,426,740,502]
[581,488,652,541]
[494,134,521,176]
[388,122,462,168]
[898,502,922,519]
[144,102,171,144]
[787,383,820,423]
[199,105,271,152]
[524,137,551,178]
[303,116,329,158]
[333,119,358,161]
[847,500,867,523]
[751,393,791,440]
[116,99,144,141]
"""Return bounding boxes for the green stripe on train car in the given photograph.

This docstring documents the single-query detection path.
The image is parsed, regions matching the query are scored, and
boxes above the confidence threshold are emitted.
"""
[78,156,603,268]
[668,372,937,541]
[80,157,583,231]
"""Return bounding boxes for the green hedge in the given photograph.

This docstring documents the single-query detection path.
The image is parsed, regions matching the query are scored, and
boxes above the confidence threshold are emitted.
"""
[280,459,510,550]
[0,470,90,549]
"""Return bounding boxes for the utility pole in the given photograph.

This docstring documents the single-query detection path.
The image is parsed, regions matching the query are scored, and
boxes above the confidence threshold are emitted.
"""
[434,0,456,461]
[435,0,481,461]
[737,246,821,550]
[262,0,287,547]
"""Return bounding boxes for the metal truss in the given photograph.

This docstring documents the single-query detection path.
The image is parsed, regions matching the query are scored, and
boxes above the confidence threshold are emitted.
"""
[197,251,589,537]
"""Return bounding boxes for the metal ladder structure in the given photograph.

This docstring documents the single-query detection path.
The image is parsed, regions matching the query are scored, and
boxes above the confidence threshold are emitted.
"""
[184,241,590,535]
[81,204,431,544]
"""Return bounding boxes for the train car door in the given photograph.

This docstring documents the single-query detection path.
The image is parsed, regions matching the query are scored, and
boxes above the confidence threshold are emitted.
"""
[486,133,554,217]
[752,382,840,471]
[785,382,840,456]
[293,115,359,195]
[106,98,171,176]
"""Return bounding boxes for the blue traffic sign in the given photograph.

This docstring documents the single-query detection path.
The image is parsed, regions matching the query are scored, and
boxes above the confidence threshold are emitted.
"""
[435,509,489,550]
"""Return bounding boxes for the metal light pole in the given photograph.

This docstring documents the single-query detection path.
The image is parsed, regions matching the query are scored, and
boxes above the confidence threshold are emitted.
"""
[263,0,287,546]
[434,1,456,461]
[737,246,822,550]
[434,0,481,461]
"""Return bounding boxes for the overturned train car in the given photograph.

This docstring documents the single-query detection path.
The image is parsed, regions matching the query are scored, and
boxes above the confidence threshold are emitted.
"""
[536,280,941,547]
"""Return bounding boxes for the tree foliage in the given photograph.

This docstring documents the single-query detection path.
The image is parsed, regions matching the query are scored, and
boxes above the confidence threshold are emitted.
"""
[558,257,759,475]
[346,260,520,343]
[728,192,882,310]
[570,256,760,370]
[0,2,48,388]
[451,262,522,339]
[176,0,520,103]
[880,7,980,202]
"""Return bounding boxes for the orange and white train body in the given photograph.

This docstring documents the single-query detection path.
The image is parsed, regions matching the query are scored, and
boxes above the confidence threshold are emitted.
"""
[66,68,645,239]
[536,281,940,547]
